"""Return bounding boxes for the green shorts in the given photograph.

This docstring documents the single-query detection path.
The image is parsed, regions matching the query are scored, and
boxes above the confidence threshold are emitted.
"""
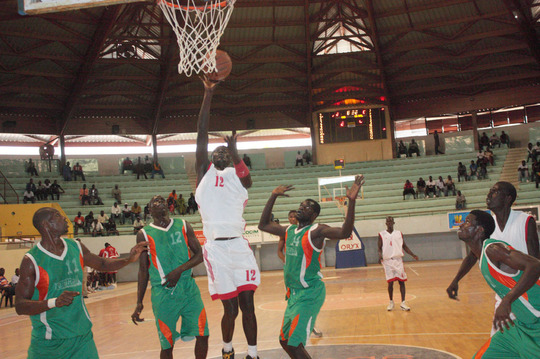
[28,330,98,359]
[151,278,209,349]
[473,322,540,358]
[280,281,326,347]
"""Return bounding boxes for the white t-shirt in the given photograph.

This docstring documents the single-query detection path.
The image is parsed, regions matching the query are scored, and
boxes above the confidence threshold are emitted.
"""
[195,163,248,240]
[491,210,531,254]
[379,230,404,259]
[11,274,19,285]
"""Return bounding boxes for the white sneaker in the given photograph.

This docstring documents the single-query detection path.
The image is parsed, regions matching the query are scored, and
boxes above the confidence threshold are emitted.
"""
[387,301,394,311]
[400,301,410,311]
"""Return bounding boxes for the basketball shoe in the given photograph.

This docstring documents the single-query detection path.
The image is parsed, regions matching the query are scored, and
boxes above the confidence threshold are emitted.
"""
[387,300,394,311]
[222,349,234,359]
[400,301,411,311]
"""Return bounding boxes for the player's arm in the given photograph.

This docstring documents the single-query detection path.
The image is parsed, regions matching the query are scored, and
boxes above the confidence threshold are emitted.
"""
[162,221,203,288]
[132,231,149,324]
[15,256,79,316]
[526,217,539,258]
[82,241,148,272]
[402,238,419,260]
[277,235,286,263]
[258,185,293,237]
[377,235,383,263]
[195,75,219,186]
[447,251,477,300]
[225,133,252,189]
[486,243,540,332]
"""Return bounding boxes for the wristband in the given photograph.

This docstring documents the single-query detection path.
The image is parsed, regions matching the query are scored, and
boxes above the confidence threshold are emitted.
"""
[234,160,250,178]
[47,298,57,309]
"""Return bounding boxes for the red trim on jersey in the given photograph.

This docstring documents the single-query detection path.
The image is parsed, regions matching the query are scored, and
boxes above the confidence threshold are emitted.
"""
[147,234,159,270]
[210,284,258,301]
[158,319,173,347]
[301,231,314,269]
[182,223,191,259]
[198,308,207,336]
[79,253,84,270]
[474,337,492,358]
[280,317,286,341]
[37,266,49,301]
[386,277,407,283]
[289,314,300,339]
[486,259,527,300]
[203,247,215,282]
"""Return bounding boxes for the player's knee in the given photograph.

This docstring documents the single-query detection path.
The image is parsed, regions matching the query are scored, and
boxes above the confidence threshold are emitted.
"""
[223,305,239,319]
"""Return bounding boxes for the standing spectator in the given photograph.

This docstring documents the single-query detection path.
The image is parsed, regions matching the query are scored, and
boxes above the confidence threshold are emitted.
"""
[91,219,104,237]
[402,180,416,200]
[122,157,134,174]
[499,131,509,147]
[167,195,176,214]
[303,149,312,164]
[397,140,408,157]
[445,175,456,196]
[135,157,147,180]
[527,143,535,162]
[0,268,15,307]
[73,162,86,181]
[455,191,466,210]
[97,210,109,226]
[89,184,103,205]
[133,216,145,234]
[26,158,39,177]
[143,202,150,222]
[433,130,444,155]
[50,180,65,200]
[144,155,153,173]
[477,159,488,180]
[122,203,133,224]
[295,151,304,166]
[11,268,19,288]
[111,202,121,223]
[85,211,95,234]
[187,192,197,214]
[131,202,142,219]
[425,176,437,198]
[111,184,122,203]
[532,159,540,189]
[489,133,500,148]
[176,194,187,215]
[479,132,490,150]
[80,184,90,206]
[408,139,420,157]
[73,211,85,235]
[243,154,252,169]
[416,177,426,199]
[533,141,540,161]
[518,160,529,182]
[151,160,165,179]
[23,189,36,204]
[62,161,72,181]
[469,160,478,180]
[457,162,467,182]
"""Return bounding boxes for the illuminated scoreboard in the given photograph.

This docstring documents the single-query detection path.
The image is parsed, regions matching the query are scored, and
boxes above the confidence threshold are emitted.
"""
[318,107,387,144]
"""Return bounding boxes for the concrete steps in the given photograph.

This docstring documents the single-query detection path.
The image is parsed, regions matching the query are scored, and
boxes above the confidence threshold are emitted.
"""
[499,148,527,187]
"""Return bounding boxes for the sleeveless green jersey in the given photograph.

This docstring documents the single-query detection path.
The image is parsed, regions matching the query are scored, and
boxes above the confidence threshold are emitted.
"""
[480,238,540,326]
[142,219,192,287]
[26,238,92,340]
[284,224,323,289]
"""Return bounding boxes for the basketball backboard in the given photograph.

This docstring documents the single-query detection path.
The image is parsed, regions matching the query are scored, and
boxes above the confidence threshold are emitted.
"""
[19,0,148,15]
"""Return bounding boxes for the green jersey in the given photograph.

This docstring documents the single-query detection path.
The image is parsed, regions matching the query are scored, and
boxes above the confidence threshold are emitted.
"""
[480,238,540,326]
[26,238,92,340]
[284,224,323,289]
[142,219,192,287]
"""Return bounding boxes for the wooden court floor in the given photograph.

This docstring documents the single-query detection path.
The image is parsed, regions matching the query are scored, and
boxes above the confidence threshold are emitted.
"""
[1,260,496,359]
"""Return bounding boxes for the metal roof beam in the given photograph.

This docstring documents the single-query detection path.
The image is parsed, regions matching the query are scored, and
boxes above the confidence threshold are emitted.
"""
[501,0,540,65]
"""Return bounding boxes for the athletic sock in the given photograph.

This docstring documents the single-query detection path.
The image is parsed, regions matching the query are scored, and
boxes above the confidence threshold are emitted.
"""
[223,341,233,352]
[247,345,257,357]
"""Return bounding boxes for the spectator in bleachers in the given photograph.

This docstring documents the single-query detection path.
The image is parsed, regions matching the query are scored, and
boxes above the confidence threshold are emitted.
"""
[26,178,36,193]
[457,162,467,182]
[43,179,52,200]
[111,184,122,203]
[73,162,86,181]
[35,180,45,201]
[397,140,408,157]
[0,267,15,307]
[85,211,94,234]
[91,218,104,237]
[436,176,445,197]
[143,202,150,221]
[477,160,488,180]
[469,160,478,180]
[121,203,133,224]
[151,160,165,179]
[106,218,119,236]
[533,142,540,161]
[187,192,197,214]
[489,133,500,148]
[89,184,104,205]
[402,180,416,200]
[50,180,64,200]
[144,155,153,173]
[73,211,85,235]
[25,158,39,177]
[11,268,19,288]
[111,202,121,223]
[295,151,304,166]
[455,191,466,210]
[518,160,529,182]
[500,131,509,147]
[303,149,312,164]
[433,130,444,155]
[532,159,540,189]
[167,195,176,214]
[416,177,426,198]
[23,189,36,204]
[484,148,494,166]
[62,161,72,181]
[445,175,456,196]
[131,202,142,220]
[408,139,420,157]
[133,216,145,234]
[476,149,485,163]
[97,210,109,226]
[479,132,490,150]
[122,157,133,174]
[135,157,147,180]
[80,184,90,205]
[426,176,437,198]
[176,193,187,215]
[243,154,252,169]
[527,143,535,162]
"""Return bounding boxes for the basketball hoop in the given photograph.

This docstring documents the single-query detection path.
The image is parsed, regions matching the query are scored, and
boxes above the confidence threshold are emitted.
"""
[158,0,236,77]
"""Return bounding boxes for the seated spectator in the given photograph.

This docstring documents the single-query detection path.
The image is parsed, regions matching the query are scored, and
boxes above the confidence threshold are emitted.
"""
[73,211,85,235]
[62,161,72,181]
[469,160,478,179]
[455,191,466,210]
[106,218,119,236]
[408,139,420,157]
[527,143,536,163]
[476,149,485,163]
[425,176,437,198]
[50,180,65,200]
[23,189,36,204]
[35,180,45,201]
[26,158,39,177]
[144,155,153,173]
[397,140,408,157]
[176,194,187,215]
[135,157,147,180]
[477,160,488,180]
[436,176,445,197]
[303,149,312,165]
[84,211,94,234]
[295,151,304,166]
[489,133,500,148]
[91,219,104,237]
[73,162,86,181]
[457,162,467,182]
[133,216,145,234]
[80,184,90,205]
[121,203,133,224]
[445,175,456,196]
[89,184,104,205]
[402,180,416,200]
[167,195,176,214]
[416,177,426,198]
[484,148,494,166]
[151,160,165,179]
[26,178,36,194]
[111,184,122,203]
[479,132,490,150]
[97,210,109,226]
[187,193,197,214]
[43,179,52,200]
[0,268,15,307]
[122,157,133,174]
[518,160,529,182]
[111,202,121,222]
[533,159,540,189]
[131,201,142,219]
[243,154,252,169]
[500,131,509,147]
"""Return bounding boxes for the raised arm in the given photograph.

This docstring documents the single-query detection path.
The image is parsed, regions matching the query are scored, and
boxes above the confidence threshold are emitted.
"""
[225,134,252,189]
[196,75,219,186]
[132,231,149,324]
[258,185,293,237]
[446,251,478,300]
[82,241,147,272]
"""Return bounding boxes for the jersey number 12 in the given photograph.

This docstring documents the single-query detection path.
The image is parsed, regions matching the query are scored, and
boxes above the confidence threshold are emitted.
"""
[215,176,224,187]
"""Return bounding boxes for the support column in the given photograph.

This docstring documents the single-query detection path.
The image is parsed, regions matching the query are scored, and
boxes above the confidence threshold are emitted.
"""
[152,134,158,162]
[59,134,66,167]
[471,112,479,151]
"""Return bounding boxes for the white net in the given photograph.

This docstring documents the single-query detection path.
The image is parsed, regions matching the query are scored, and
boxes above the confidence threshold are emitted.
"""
[158,0,236,77]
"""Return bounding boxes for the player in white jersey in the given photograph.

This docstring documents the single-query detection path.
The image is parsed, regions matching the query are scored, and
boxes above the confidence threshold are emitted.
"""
[195,75,260,359]
[378,216,419,311]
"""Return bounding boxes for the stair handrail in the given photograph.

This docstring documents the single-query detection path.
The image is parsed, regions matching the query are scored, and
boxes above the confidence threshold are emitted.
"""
[0,169,19,204]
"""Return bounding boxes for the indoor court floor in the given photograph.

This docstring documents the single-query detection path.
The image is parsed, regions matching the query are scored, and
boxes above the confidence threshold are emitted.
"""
[1,260,496,359]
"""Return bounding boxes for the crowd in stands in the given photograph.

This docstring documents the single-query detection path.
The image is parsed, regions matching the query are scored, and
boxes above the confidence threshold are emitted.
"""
[295,149,312,166]
[520,141,540,188]
[0,267,18,308]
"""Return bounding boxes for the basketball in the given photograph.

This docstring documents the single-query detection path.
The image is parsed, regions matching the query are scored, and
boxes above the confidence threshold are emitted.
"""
[205,50,232,81]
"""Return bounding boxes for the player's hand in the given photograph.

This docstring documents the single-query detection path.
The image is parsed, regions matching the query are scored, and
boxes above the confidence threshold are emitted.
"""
[128,241,148,263]
[199,73,220,90]
[224,134,238,155]
[378,256,383,264]
[493,298,514,333]
[446,281,459,300]
[346,175,365,200]
[55,291,79,308]
[272,185,294,197]
[163,268,182,288]
[131,303,144,325]
[413,255,419,261]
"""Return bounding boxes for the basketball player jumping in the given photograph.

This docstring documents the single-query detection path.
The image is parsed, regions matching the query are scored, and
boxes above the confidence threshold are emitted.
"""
[195,74,260,359]
[258,175,364,359]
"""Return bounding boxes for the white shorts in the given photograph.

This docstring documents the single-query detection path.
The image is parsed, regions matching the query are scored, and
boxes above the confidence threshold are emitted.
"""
[202,237,260,300]
[382,257,407,282]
